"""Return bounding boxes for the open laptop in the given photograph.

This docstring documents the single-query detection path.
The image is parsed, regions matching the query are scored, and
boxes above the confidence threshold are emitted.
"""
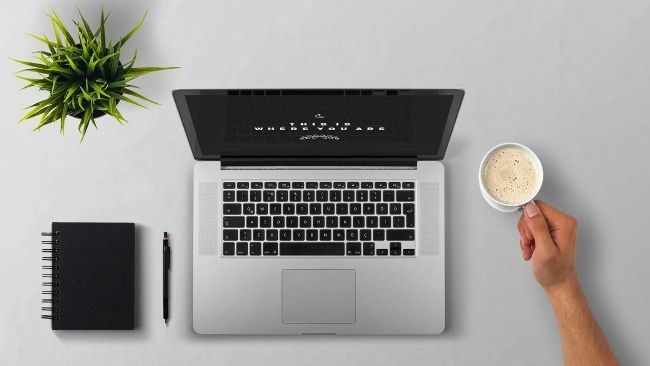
[173,89,464,334]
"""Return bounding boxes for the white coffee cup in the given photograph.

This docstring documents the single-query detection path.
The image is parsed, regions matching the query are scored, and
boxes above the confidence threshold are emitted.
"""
[478,142,544,212]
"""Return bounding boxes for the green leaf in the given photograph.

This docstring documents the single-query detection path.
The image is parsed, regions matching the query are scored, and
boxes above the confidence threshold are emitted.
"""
[121,88,158,105]
[47,10,75,46]
[119,11,147,47]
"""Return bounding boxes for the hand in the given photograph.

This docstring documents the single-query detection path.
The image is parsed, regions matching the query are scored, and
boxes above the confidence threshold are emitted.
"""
[517,200,580,293]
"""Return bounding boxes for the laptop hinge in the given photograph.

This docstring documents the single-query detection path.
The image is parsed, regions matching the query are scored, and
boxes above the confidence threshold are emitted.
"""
[220,157,417,168]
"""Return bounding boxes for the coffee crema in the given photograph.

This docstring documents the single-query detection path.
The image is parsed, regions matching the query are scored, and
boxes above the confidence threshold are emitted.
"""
[483,147,538,204]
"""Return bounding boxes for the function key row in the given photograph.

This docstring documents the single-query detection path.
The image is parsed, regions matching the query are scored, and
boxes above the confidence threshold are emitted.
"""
[224,181,415,189]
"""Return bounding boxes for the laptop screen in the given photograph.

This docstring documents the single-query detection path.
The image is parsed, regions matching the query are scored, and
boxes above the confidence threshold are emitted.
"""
[174,89,464,160]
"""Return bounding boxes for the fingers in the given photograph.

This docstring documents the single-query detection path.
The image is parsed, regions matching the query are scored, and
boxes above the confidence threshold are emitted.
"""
[520,238,533,261]
[523,201,558,255]
[517,213,533,243]
[534,200,578,251]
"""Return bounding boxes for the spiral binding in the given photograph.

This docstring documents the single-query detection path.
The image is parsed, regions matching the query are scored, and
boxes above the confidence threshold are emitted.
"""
[41,231,60,321]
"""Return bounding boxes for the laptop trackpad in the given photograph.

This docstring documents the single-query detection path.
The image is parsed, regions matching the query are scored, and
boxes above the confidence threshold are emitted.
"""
[282,269,356,324]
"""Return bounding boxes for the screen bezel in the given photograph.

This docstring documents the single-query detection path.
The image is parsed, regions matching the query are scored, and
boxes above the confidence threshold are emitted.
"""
[172,89,464,161]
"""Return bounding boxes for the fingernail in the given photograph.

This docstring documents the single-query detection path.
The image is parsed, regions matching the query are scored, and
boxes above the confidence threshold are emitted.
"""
[525,202,539,218]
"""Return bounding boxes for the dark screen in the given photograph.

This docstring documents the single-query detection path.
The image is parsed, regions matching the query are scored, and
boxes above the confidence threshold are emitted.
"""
[179,90,461,159]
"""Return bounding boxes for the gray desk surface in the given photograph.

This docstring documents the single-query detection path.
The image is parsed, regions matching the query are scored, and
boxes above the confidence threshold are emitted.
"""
[1,1,649,365]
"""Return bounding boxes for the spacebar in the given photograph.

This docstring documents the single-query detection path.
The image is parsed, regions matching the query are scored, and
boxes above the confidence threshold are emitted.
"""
[280,242,345,255]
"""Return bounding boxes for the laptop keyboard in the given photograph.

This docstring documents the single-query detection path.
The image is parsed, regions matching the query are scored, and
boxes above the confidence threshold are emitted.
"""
[221,181,416,257]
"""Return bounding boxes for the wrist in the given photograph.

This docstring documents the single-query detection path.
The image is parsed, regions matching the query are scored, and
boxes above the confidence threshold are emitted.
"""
[544,275,582,303]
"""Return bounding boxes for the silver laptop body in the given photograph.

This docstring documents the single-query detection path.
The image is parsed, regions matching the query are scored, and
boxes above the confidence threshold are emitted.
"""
[174,89,464,335]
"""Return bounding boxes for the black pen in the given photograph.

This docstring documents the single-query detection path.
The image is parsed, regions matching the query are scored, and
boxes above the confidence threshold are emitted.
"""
[163,232,170,324]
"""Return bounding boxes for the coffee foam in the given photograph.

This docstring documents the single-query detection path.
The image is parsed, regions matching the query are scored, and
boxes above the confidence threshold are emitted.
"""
[483,147,538,204]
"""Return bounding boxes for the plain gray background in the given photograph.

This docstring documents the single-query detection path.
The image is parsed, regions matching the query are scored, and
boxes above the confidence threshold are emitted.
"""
[1,0,648,365]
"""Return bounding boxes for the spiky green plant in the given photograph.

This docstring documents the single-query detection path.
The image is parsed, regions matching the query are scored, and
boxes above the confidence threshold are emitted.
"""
[12,9,177,140]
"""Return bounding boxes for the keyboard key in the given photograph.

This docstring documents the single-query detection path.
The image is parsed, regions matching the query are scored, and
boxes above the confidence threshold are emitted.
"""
[236,191,248,202]
[290,190,301,202]
[363,242,375,256]
[320,229,331,241]
[264,182,277,189]
[334,182,346,189]
[393,216,405,228]
[237,182,249,189]
[260,216,272,228]
[328,190,341,202]
[263,190,275,202]
[280,230,292,241]
[319,182,332,189]
[279,182,290,189]
[402,182,415,189]
[250,242,261,255]
[350,203,362,215]
[340,216,351,228]
[223,182,235,189]
[347,182,359,189]
[390,203,401,215]
[352,216,364,228]
[223,216,245,228]
[346,242,361,256]
[383,190,394,202]
[366,216,378,228]
[223,203,241,215]
[246,216,258,228]
[236,242,248,255]
[244,204,255,215]
[369,190,381,202]
[310,203,321,215]
[377,203,388,215]
[361,182,373,189]
[253,229,265,241]
[250,190,262,202]
[303,190,315,201]
[343,190,355,202]
[307,230,318,241]
[286,216,298,228]
[256,203,268,215]
[223,230,238,241]
[283,203,295,215]
[306,182,318,189]
[326,216,338,228]
[403,249,415,256]
[356,190,368,202]
[223,190,235,202]
[240,230,251,241]
[291,182,304,189]
[396,190,415,202]
[387,230,415,241]
[375,182,387,189]
[270,204,282,215]
[316,190,328,202]
[293,229,305,241]
[377,249,388,256]
[390,242,401,255]
[266,229,279,241]
[323,203,335,215]
[346,229,358,241]
[223,242,235,255]
[389,182,401,189]
[380,216,391,228]
[373,229,385,241]
[336,203,348,214]
[280,242,345,255]
[363,203,374,215]
[277,190,289,202]
[296,203,309,215]
[313,216,325,228]
[333,230,345,240]
[263,242,278,256]
[273,217,285,228]
[251,182,263,189]
[360,229,371,241]
[300,216,311,228]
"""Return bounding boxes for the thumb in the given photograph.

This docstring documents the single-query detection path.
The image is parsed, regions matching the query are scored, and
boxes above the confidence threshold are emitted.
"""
[523,201,557,254]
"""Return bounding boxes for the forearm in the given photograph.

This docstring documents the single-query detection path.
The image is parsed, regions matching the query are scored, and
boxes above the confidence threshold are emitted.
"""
[546,281,619,366]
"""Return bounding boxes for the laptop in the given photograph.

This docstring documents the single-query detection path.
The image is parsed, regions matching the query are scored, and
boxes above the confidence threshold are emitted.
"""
[173,89,464,334]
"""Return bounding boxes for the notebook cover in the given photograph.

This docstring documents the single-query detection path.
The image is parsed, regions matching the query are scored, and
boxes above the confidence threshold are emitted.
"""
[51,222,135,330]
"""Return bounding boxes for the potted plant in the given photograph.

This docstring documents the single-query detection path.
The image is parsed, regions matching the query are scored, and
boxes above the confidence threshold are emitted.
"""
[13,9,177,140]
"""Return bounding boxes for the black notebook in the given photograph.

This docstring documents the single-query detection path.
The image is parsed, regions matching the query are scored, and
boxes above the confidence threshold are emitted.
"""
[42,222,135,330]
